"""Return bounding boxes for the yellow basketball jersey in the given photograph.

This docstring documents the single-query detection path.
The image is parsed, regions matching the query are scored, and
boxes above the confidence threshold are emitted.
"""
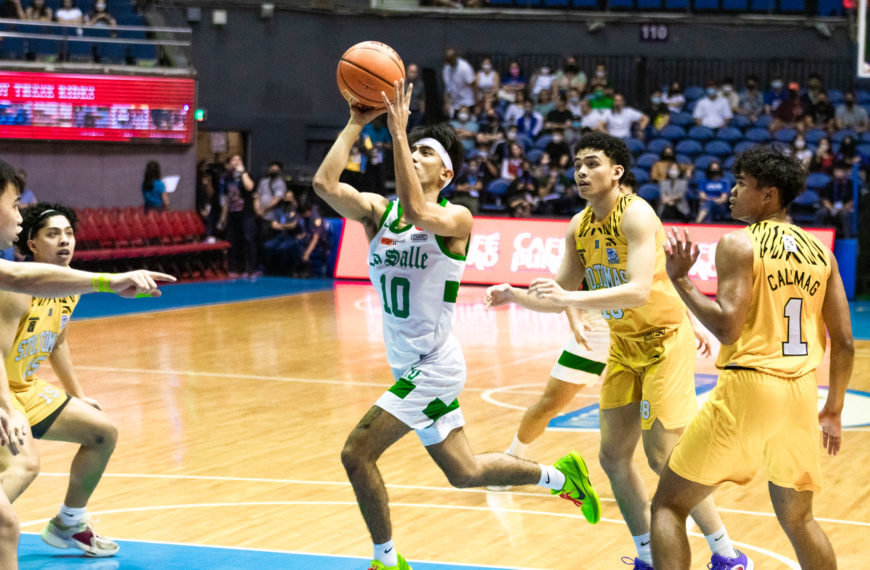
[575,193,686,340]
[716,220,830,377]
[6,295,78,392]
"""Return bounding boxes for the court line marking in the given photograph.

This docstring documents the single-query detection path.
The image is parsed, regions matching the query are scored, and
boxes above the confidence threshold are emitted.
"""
[32,472,870,528]
[482,384,598,412]
[19,501,798,568]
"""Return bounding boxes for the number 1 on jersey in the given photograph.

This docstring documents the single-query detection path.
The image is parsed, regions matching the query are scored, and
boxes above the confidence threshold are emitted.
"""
[782,297,808,356]
[379,275,410,319]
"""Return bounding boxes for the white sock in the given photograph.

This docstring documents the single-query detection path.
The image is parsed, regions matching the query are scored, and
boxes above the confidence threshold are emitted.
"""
[633,533,653,564]
[374,539,398,567]
[705,527,738,558]
[58,505,86,527]
[506,434,529,459]
[537,464,566,490]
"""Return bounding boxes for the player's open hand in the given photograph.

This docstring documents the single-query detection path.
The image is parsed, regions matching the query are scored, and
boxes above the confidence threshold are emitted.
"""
[484,283,513,309]
[348,102,385,126]
[110,270,176,298]
[818,407,842,456]
[529,278,570,307]
[664,227,700,282]
[381,79,412,135]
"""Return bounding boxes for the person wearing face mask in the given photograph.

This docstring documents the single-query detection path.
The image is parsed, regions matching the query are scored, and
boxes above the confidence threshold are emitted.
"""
[764,76,788,114]
[450,105,480,153]
[835,91,870,132]
[551,56,587,97]
[262,190,303,275]
[836,135,865,166]
[814,162,856,238]
[452,154,483,215]
[657,164,690,222]
[516,99,543,138]
[807,89,836,129]
[530,64,556,101]
[545,94,575,132]
[503,89,528,129]
[719,77,739,113]
[643,89,671,133]
[772,83,807,131]
[663,80,685,113]
[651,146,690,182]
[475,57,500,107]
[498,61,527,104]
[24,0,51,21]
[87,0,116,26]
[737,75,764,120]
[792,135,813,167]
[255,161,288,264]
[588,62,611,92]
[692,81,733,129]
[695,162,729,223]
[809,137,835,174]
[544,128,572,168]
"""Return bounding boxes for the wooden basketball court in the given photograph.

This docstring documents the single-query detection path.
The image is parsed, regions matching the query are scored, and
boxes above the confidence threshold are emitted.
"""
[13,279,870,569]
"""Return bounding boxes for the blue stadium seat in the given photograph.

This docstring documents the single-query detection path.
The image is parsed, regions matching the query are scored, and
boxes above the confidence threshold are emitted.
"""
[704,140,732,157]
[608,0,634,8]
[534,134,553,150]
[675,139,703,156]
[572,0,600,6]
[805,172,832,191]
[668,112,693,127]
[637,0,663,8]
[646,138,672,154]
[724,155,737,169]
[691,169,707,186]
[694,155,719,171]
[685,100,699,114]
[659,124,687,141]
[750,0,775,11]
[790,190,820,225]
[773,127,797,143]
[861,131,870,144]
[516,134,533,152]
[637,183,661,202]
[665,0,689,7]
[728,115,752,130]
[515,0,543,7]
[857,90,870,105]
[753,115,773,129]
[486,178,510,196]
[688,126,715,141]
[722,0,747,9]
[744,128,771,142]
[636,153,660,169]
[694,0,720,8]
[526,149,544,163]
[817,0,842,14]
[778,0,805,11]
[631,167,650,184]
[676,154,693,165]
[544,0,570,6]
[683,86,705,102]
[625,137,645,154]
[715,126,742,142]
[734,140,757,154]
[858,144,870,158]
[805,128,828,144]
[832,130,857,144]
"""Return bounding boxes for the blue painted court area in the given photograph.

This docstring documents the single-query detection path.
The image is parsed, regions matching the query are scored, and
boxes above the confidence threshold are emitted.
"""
[18,533,530,570]
[851,301,870,341]
[74,277,335,319]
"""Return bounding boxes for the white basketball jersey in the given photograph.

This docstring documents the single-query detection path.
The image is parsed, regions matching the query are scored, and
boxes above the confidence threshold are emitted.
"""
[367,199,468,369]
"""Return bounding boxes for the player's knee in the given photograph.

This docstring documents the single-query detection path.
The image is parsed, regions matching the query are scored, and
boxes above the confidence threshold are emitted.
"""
[0,503,19,540]
[91,419,118,451]
[444,467,479,488]
[340,436,372,472]
[598,447,627,476]
[645,451,668,474]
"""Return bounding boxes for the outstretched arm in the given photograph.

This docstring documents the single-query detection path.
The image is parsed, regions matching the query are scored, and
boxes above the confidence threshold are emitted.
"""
[0,262,174,299]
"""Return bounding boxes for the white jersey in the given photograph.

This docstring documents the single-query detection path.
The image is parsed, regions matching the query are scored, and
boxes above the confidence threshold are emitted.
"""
[367,199,468,369]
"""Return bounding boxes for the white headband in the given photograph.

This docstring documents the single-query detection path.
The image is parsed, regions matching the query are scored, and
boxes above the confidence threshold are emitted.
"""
[415,137,454,189]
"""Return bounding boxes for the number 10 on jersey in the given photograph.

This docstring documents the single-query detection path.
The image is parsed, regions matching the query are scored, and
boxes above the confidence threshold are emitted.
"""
[380,275,410,319]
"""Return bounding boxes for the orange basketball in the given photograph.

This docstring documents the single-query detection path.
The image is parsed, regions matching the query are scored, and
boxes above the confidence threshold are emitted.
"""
[336,41,406,110]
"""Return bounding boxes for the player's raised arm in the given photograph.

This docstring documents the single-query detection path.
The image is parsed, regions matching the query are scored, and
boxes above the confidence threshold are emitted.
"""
[312,104,390,237]
[0,262,174,299]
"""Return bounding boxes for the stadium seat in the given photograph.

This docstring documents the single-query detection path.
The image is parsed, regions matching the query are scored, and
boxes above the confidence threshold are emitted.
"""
[790,190,820,225]
[637,183,661,202]
[753,115,773,129]
[693,155,719,171]
[688,126,715,141]
[668,112,694,127]
[805,128,828,144]
[861,131,870,144]
[715,126,743,142]
[675,139,703,156]
[646,138,672,154]
[636,153,660,169]
[728,115,752,130]
[676,154,693,165]
[855,89,870,104]
[526,148,544,163]
[805,172,832,191]
[832,130,857,143]
[659,125,687,141]
[683,86,705,102]
[534,134,553,150]
[724,155,737,169]
[516,134,533,152]
[486,178,510,196]
[722,0,749,9]
[704,140,733,156]
[858,143,870,157]
[624,138,645,154]
[630,167,650,184]
[773,127,797,143]
[744,128,771,142]
[665,0,689,7]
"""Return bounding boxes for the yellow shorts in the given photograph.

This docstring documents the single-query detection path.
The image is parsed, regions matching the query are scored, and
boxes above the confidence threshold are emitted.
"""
[669,368,822,493]
[600,319,697,431]
[12,377,70,432]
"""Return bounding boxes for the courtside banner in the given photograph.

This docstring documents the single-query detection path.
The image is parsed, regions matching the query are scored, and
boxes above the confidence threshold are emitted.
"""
[335,216,835,294]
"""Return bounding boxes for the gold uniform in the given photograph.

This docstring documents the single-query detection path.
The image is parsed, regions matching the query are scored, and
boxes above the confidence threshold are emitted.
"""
[6,295,79,435]
[670,220,831,492]
[576,193,696,430]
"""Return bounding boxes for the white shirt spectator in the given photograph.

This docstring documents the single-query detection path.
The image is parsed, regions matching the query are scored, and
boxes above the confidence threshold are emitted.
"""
[835,102,869,131]
[580,108,611,130]
[693,95,733,129]
[442,57,476,115]
[664,92,685,113]
[605,107,644,138]
[55,5,83,23]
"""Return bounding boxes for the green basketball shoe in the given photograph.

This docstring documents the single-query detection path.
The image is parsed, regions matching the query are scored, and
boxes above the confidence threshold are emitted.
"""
[368,553,412,570]
[552,450,601,524]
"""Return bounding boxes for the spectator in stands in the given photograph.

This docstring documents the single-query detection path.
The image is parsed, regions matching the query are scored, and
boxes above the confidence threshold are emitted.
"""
[544,128,572,169]
[799,72,825,110]
[516,99,543,139]
[588,62,612,92]
[835,91,869,132]
[792,134,814,167]
[25,0,52,20]
[475,57,500,109]
[663,80,685,113]
[657,162,691,222]
[719,77,739,114]
[475,108,505,148]
[588,86,614,110]
[545,94,574,133]
[452,153,483,215]
[262,190,302,275]
[535,88,555,117]
[809,137,835,174]
[219,154,257,279]
[499,61,527,104]
[771,83,807,131]
[693,81,733,129]
[529,64,556,102]
[491,125,518,163]
[295,202,330,278]
[737,75,764,120]
[503,90,528,129]
[643,89,671,134]
[650,146,689,182]
[450,105,480,153]
[442,49,476,116]
[808,90,836,129]
[255,161,287,262]
[550,57,586,98]
[501,141,525,180]
[406,63,426,129]
[361,115,392,194]
[836,134,864,166]
[88,0,116,27]
[604,93,647,139]
[1,0,23,18]
[695,162,730,223]
[566,88,583,117]
[195,160,213,222]
[142,161,169,213]
[506,160,538,217]
[764,76,788,115]
[577,97,609,132]
[55,0,83,24]
[204,161,225,241]
[814,162,855,238]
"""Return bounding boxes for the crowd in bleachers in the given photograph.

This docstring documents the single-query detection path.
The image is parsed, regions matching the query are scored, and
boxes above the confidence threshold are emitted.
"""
[355,51,864,237]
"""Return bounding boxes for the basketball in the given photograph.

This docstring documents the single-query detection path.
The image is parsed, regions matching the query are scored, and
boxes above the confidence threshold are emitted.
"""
[336,41,406,110]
